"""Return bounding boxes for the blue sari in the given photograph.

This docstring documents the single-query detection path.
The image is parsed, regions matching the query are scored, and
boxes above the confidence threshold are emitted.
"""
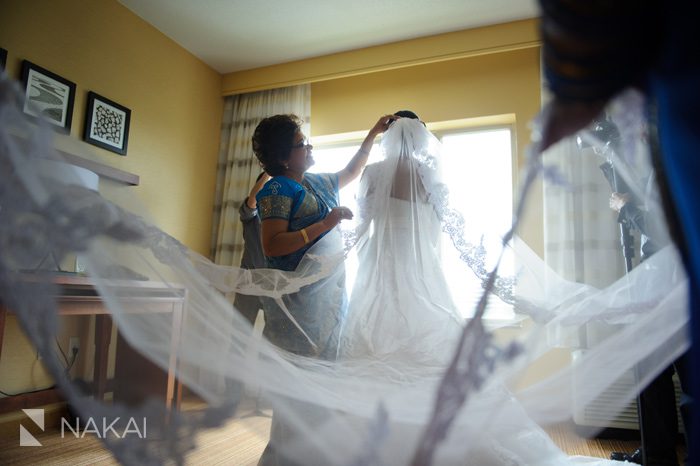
[256,173,346,359]
[257,173,339,271]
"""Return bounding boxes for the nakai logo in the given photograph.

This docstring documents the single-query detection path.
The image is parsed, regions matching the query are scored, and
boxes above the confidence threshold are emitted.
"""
[61,416,147,439]
[19,408,44,447]
[19,408,148,446]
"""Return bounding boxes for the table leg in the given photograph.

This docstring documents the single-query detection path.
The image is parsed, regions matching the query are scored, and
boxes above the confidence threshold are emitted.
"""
[166,299,184,411]
[0,306,6,363]
[94,314,112,400]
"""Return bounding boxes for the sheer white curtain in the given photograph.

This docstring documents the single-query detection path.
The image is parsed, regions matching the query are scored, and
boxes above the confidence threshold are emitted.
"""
[210,84,311,265]
[538,92,665,431]
[542,139,626,288]
[540,85,625,288]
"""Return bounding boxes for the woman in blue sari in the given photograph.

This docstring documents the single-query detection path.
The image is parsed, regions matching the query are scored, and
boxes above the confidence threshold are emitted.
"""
[252,113,394,359]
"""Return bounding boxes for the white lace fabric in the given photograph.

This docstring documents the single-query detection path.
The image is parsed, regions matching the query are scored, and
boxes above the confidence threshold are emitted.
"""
[0,74,688,465]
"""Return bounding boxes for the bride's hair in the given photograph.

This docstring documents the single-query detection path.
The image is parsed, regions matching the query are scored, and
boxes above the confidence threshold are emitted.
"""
[394,110,420,119]
[252,114,302,176]
[394,109,426,127]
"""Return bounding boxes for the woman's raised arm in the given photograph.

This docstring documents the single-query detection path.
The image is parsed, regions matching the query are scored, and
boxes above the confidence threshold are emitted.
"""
[337,115,396,189]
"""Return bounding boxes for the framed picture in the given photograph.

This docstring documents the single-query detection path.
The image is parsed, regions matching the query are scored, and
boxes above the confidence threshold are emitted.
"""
[0,47,7,71]
[20,60,76,133]
[83,91,131,155]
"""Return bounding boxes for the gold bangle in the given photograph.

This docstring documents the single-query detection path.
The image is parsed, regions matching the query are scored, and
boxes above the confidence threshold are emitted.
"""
[300,228,310,244]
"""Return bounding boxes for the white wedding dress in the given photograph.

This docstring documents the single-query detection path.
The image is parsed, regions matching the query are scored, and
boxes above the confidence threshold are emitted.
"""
[0,72,687,466]
[341,195,463,365]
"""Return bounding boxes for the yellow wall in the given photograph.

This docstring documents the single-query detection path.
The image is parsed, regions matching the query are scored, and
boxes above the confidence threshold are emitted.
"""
[222,19,539,96]
[0,0,222,404]
[310,47,538,142]
[0,0,223,254]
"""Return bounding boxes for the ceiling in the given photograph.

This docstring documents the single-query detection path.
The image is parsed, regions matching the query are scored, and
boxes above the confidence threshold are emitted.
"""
[118,0,540,74]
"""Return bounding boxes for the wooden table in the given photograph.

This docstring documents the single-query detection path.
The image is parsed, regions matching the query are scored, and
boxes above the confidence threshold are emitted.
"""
[0,274,186,414]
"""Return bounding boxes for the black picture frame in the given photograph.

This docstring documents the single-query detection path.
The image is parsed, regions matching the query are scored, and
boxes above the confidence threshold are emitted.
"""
[0,47,7,71]
[83,91,131,155]
[20,60,76,134]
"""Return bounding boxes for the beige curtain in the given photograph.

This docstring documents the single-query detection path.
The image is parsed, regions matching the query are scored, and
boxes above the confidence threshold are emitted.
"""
[540,75,624,288]
[540,81,629,359]
[542,139,627,288]
[210,84,311,265]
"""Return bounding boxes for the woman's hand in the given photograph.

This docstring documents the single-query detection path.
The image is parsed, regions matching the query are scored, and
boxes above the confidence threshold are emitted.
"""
[338,115,397,189]
[369,114,397,136]
[323,206,354,229]
[247,172,271,209]
[261,206,352,257]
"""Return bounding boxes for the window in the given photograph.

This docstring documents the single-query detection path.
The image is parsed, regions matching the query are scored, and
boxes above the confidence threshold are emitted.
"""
[310,125,515,321]
[436,128,515,321]
[306,142,382,210]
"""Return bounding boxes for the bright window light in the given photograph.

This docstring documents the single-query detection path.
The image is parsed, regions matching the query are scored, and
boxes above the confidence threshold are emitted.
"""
[310,126,514,321]
[438,128,514,321]
[308,143,381,209]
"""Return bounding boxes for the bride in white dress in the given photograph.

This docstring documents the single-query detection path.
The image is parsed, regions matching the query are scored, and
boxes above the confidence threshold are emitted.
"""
[341,113,463,364]
[335,113,630,465]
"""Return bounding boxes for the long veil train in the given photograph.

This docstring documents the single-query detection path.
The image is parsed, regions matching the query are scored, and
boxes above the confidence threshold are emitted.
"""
[0,71,689,465]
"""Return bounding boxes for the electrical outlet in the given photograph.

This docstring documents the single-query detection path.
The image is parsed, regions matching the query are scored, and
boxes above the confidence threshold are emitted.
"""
[75,255,87,274]
[69,337,80,356]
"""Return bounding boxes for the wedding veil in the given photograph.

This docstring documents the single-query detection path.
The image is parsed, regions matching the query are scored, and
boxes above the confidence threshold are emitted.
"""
[0,71,689,465]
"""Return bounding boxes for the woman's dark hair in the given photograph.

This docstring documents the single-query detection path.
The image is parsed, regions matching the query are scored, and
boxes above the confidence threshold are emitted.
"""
[252,114,302,176]
[393,110,420,120]
[393,110,425,126]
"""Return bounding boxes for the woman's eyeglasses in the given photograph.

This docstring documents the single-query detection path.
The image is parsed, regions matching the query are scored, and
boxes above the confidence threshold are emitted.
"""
[291,139,310,149]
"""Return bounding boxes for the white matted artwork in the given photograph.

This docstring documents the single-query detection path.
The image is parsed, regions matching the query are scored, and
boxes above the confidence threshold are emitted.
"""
[83,91,131,155]
[20,60,76,133]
